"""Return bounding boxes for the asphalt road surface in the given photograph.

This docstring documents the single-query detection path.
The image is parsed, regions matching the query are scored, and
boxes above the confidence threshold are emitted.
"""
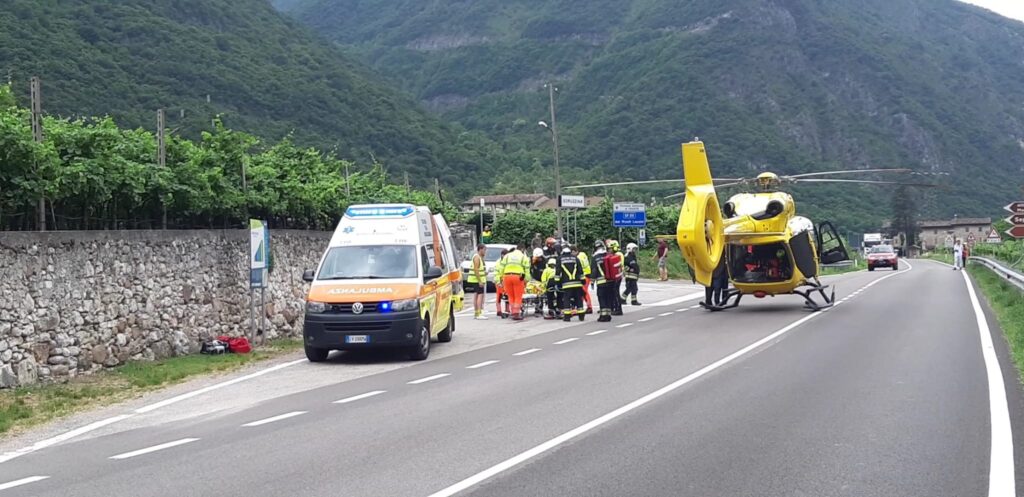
[1,260,1020,496]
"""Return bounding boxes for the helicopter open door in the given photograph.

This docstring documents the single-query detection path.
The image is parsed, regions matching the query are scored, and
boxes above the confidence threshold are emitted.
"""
[816,221,849,265]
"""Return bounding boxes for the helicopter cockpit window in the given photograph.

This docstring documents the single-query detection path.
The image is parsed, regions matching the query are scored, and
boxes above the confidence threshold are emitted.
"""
[729,243,793,283]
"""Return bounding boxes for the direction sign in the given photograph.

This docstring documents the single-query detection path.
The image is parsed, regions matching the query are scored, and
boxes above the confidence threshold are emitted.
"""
[1007,226,1024,239]
[613,202,647,228]
[1006,214,1024,225]
[559,194,586,209]
[1004,202,1024,215]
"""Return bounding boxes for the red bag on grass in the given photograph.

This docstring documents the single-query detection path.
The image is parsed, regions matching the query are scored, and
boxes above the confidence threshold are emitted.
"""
[216,335,252,354]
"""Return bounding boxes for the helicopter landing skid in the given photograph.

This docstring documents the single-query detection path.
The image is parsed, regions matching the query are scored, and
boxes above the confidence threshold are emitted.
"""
[698,288,743,311]
[794,283,835,312]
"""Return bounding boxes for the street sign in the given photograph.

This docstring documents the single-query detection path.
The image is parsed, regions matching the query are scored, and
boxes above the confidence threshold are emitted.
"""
[944,234,954,248]
[1006,226,1024,239]
[613,202,647,228]
[250,219,269,288]
[986,228,1003,244]
[1004,202,1024,215]
[559,194,586,209]
[638,229,647,246]
[967,233,976,245]
[1005,214,1024,225]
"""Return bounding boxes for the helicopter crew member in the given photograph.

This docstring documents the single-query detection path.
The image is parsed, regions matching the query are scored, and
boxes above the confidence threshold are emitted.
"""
[469,244,488,320]
[622,242,642,306]
[574,246,594,314]
[705,250,729,307]
[500,244,528,320]
[606,240,625,316]
[556,247,586,322]
[541,258,559,319]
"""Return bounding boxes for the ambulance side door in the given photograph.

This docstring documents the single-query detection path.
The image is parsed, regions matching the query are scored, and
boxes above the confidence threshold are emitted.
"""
[420,245,443,334]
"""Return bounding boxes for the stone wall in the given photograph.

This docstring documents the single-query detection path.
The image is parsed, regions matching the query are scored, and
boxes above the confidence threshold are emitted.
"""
[0,230,331,388]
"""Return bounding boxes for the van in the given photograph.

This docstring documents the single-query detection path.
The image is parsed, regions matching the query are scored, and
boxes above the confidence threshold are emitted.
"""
[301,204,464,361]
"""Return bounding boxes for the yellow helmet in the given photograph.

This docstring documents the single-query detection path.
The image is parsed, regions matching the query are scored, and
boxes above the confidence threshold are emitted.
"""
[608,239,620,251]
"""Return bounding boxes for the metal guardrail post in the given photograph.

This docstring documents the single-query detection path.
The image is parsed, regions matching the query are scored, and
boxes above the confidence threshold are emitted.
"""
[970,256,1024,293]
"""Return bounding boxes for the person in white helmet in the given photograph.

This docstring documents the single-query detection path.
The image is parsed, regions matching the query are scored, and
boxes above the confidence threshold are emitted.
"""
[622,242,642,305]
[530,247,546,315]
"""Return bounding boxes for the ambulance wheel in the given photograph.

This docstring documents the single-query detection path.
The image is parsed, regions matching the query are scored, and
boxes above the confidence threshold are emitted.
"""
[438,306,454,343]
[304,344,329,363]
[409,318,431,361]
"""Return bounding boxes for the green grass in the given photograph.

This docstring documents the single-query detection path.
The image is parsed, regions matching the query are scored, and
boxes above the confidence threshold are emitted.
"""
[638,246,690,281]
[0,338,302,436]
[969,264,1024,378]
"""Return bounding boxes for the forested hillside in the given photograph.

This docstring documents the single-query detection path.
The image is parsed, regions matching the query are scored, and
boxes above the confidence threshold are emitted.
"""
[286,0,1024,227]
[0,0,510,193]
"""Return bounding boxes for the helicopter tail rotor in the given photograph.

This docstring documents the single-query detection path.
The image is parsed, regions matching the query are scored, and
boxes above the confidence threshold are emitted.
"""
[677,141,725,287]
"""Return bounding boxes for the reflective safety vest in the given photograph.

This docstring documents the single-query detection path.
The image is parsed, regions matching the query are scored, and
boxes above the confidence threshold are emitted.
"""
[577,252,592,277]
[556,254,585,289]
[467,254,485,284]
[624,252,640,280]
[591,251,608,285]
[541,266,557,289]
[502,250,527,275]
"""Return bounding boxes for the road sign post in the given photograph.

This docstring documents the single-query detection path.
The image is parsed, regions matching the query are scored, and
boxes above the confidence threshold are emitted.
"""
[249,220,270,342]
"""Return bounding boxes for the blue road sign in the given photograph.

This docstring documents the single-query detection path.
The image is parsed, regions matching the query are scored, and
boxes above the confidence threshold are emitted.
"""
[613,203,646,228]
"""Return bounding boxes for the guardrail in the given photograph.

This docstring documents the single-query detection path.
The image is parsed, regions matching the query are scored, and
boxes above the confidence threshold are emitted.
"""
[970,256,1024,293]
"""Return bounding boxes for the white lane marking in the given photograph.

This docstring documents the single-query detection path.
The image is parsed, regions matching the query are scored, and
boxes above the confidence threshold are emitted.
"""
[0,414,134,464]
[616,323,634,328]
[650,292,705,306]
[408,373,451,385]
[553,338,580,345]
[0,476,49,491]
[513,348,541,356]
[963,270,1016,497]
[109,438,199,460]
[466,361,500,369]
[658,312,673,317]
[676,308,689,312]
[638,317,655,322]
[586,329,609,336]
[241,411,307,427]
[333,390,387,404]
[689,304,701,309]
[135,359,306,414]
[426,261,914,497]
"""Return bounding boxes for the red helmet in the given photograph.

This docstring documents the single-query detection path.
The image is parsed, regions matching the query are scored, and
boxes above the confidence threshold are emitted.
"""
[545,237,556,246]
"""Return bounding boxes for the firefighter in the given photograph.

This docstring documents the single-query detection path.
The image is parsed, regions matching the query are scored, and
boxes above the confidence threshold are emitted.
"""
[500,244,528,320]
[556,246,586,322]
[543,237,558,259]
[622,242,642,305]
[541,258,558,320]
[591,240,614,322]
[574,245,594,314]
[606,240,625,316]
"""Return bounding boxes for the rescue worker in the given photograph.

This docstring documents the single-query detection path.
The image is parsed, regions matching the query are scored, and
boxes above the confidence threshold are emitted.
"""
[574,246,594,314]
[541,258,558,319]
[543,237,558,259]
[606,240,625,316]
[494,248,509,318]
[481,225,493,244]
[622,242,642,305]
[705,249,728,308]
[556,246,586,322]
[469,244,488,320]
[500,244,528,320]
[591,240,614,322]
[530,248,546,315]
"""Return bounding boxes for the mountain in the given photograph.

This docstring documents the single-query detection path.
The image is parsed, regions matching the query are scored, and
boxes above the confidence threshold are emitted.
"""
[283,0,1024,228]
[0,0,507,192]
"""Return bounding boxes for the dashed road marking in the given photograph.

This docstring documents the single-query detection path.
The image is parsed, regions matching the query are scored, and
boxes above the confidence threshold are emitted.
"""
[466,360,500,369]
[586,329,609,336]
[676,308,689,312]
[109,438,199,460]
[0,476,49,491]
[553,338,580,345]
[638,317,655,322]
[513,348,541,356]
[242,411,307,427]
[658,312,673,317]
[333,390,387,404]
[408,373,451,385]
[616,323,634,328]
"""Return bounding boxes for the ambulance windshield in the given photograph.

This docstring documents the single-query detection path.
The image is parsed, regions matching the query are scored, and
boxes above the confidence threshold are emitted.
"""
[318,245,418,280]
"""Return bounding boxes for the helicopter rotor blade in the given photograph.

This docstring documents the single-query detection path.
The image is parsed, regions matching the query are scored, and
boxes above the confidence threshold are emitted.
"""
[794,178,940,187]
[563,177,743,190]
[783,168,912,179]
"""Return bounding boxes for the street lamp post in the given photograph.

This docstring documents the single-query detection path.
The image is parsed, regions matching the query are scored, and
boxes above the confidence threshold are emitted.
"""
[540,83,562,241]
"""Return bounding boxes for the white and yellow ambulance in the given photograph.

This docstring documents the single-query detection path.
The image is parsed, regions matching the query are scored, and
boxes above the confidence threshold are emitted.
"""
[302,204,464,361]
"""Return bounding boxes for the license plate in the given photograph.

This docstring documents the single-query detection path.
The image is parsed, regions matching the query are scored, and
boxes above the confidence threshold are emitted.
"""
[345,335,369,344]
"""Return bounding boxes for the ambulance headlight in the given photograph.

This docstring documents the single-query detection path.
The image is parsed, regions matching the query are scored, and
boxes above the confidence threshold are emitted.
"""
[391,298,419,312]
[306,301,327,314]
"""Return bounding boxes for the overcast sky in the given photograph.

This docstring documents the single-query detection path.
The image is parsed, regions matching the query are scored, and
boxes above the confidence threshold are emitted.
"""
[959,0,1024,22]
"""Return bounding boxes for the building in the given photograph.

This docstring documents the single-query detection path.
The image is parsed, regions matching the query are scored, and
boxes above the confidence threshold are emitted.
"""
[462,194,550,213]
[918,217,992,250]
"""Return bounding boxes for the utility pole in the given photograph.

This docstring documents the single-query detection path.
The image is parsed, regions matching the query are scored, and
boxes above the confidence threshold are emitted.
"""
[434,178,441,201]
[157,109,167,229]
[546,83,562,240]
[30,76,45,231]
[344,162,351,197]
[404,171,410,193]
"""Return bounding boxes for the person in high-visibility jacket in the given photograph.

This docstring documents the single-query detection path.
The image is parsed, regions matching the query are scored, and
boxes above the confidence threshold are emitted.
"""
[541,258,558,319]
[468,244,488,319]
[574,245,594,314]
[622,242,642,306]
[494,248,509,318]
[556,246,586,322]
[500,244,528,320]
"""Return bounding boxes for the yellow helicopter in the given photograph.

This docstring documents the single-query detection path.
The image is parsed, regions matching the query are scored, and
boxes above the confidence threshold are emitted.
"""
[564,140,936,311]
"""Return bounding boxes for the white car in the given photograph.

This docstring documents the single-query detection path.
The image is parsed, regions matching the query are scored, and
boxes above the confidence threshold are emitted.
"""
[461,243,517,287]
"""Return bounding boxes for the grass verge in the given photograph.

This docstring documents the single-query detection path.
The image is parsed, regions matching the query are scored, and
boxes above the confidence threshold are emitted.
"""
[969,263,1024,378]
[0,338,302,436]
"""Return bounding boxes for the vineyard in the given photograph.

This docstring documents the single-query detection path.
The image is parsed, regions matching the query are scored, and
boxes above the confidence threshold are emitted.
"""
[0,85,451,231]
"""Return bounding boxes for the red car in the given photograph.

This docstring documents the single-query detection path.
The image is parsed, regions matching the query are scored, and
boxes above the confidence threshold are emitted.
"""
[867,245,898,271]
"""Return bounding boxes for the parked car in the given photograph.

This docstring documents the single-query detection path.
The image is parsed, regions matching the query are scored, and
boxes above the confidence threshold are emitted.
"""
[866,244,898,271]
[461,243,516,288]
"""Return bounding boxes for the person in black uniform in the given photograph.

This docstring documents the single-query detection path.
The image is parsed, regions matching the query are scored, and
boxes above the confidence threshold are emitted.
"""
[556,246,586,322]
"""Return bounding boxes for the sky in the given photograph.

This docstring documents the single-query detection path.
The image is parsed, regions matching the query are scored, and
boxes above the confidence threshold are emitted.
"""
[958,0,1024,22]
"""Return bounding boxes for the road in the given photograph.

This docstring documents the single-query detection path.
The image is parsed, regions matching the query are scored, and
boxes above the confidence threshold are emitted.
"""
[0,260,1020,496]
